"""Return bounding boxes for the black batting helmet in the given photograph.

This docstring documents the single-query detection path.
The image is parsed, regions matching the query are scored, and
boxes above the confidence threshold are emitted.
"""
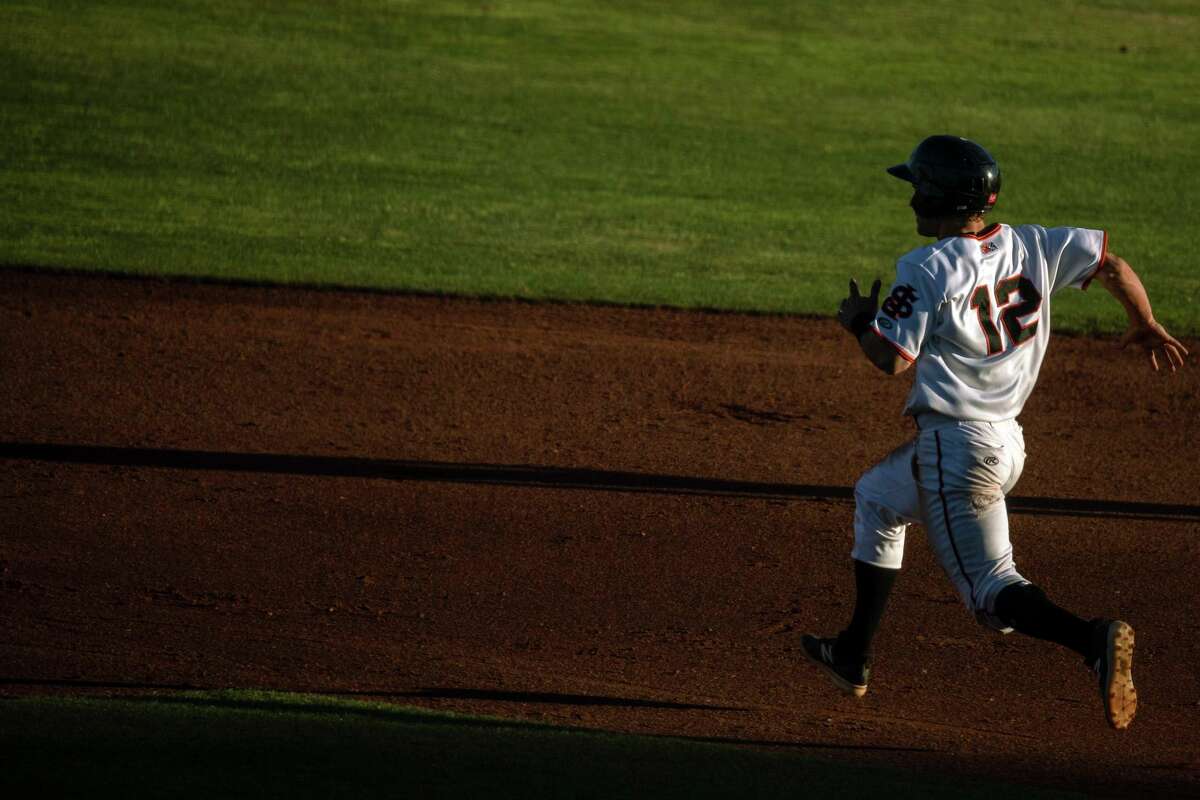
[887,135,1001,218]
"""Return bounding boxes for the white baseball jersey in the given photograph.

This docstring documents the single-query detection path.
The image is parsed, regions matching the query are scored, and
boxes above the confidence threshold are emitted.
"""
[869,223,1107,421]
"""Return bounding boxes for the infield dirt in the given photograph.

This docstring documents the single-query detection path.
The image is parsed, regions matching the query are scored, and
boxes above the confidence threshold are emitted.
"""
[2,271,1198,796]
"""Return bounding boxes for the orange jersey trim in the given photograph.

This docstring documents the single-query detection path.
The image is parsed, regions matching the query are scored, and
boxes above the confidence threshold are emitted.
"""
[871,325,917,363]
[1080,230,1108,291]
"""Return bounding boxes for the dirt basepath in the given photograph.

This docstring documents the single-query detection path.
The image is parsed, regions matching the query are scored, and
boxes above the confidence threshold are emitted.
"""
[2,271,1198,796]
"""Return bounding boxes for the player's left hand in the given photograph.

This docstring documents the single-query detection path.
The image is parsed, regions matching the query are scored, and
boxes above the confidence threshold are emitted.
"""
[838,278,882,335]
[1120,320,1189,373]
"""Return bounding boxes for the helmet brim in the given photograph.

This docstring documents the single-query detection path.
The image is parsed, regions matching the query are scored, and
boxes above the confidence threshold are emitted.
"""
[887,163,915,183]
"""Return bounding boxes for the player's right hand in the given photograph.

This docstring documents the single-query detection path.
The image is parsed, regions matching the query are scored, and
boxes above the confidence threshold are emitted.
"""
[1120,320,1188,372]
[838,278,882,335]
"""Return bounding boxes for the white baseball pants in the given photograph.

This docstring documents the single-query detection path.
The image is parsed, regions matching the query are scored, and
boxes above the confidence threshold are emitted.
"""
[851,416,1029,630]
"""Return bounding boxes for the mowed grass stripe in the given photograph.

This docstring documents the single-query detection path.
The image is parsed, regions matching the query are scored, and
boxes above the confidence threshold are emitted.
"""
[1,1,1197,331]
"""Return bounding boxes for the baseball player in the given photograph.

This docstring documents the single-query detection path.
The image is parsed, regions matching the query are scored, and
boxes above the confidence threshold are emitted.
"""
[802,135,1188,730]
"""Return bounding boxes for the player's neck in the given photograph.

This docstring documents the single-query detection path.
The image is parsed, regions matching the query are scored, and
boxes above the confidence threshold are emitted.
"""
[934,216,989,239]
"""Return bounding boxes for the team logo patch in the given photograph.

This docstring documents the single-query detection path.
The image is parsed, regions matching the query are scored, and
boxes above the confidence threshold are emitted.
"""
[881,284,918,319]
[876,317,893,329]
[980,240,999,255]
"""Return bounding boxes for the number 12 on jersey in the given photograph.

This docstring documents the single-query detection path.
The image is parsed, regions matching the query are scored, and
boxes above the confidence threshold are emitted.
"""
[969,275,1043,356]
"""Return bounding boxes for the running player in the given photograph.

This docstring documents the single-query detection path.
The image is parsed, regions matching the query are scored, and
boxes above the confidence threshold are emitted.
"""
[802,135,1188,730]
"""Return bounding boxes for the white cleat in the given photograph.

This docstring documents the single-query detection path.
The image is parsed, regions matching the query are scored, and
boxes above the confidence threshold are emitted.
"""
[1094,620,1136,730]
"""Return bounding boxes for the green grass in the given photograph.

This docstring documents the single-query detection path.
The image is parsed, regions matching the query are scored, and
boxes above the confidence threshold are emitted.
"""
[0,690,1083,799]
[2,1,1198,331]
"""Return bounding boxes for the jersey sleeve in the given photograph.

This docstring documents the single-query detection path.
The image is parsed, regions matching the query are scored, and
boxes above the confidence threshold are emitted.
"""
[869,261,937,363]
[1046,226,1107,294]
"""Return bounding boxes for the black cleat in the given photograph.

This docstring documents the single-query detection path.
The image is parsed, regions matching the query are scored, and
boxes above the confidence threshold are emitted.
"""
[801,634,870,698]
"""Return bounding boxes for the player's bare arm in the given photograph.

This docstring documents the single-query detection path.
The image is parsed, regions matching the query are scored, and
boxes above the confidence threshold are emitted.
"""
[837,278,912,375]
[1094,252,1189,372]
[858,326,912,375]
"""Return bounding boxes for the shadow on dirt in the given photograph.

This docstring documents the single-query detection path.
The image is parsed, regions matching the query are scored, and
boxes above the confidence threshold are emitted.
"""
[3,442,1198,522]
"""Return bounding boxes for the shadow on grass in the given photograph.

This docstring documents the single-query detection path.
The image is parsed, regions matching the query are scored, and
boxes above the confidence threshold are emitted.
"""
[116,692,933,754]
[0,681,740,712]
[0,690,1088,799]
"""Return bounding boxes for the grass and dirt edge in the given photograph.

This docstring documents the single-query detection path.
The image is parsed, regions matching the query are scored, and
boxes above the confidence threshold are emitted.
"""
[0,689,1083,798]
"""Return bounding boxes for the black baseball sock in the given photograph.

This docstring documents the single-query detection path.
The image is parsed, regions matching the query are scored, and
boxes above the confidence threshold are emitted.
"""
[993,582,1095,659]
[836,559,899,662]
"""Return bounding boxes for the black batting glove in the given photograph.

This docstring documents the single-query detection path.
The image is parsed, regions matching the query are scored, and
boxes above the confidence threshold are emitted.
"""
[838,278,882,339]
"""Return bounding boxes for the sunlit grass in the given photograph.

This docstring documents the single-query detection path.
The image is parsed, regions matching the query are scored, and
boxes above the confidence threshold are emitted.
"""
[1,1,1196,331]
